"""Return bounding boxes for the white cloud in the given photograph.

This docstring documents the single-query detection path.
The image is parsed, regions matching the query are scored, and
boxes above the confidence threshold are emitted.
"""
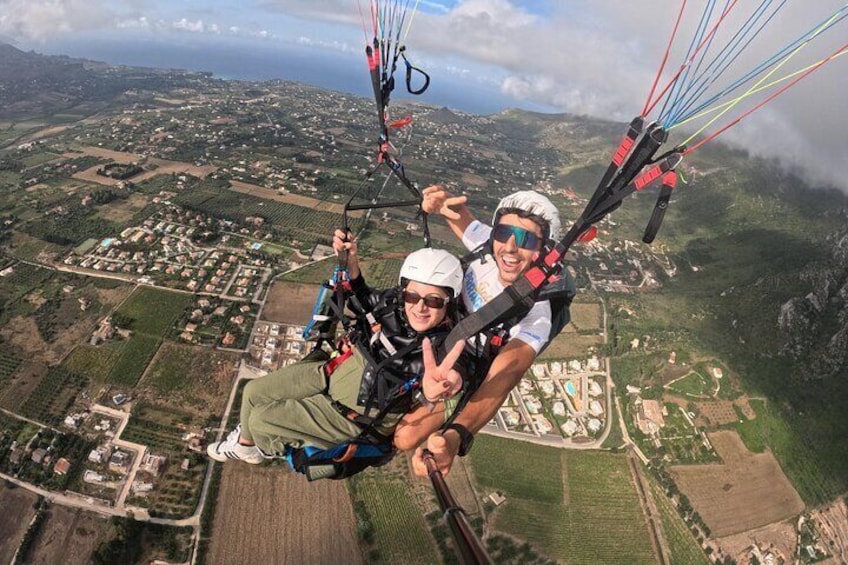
[172,18,204,33]
[0,0,118,40]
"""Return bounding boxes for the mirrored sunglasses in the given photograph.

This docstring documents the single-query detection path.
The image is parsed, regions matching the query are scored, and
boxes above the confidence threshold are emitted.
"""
[492,223,543,250]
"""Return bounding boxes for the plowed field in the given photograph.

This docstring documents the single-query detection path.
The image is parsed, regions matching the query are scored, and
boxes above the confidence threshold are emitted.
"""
[207,464,362,565]
[26,505,110,565]
[670,430,805,537]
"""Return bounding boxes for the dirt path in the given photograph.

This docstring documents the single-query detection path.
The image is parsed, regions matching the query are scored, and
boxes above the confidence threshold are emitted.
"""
[627,450,670,565]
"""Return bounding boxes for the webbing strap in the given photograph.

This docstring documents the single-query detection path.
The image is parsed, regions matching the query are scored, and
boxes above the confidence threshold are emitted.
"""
[441,119,683,354]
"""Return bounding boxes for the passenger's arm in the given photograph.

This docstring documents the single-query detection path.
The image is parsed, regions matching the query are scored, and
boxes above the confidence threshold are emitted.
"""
[407,339,537,476]
[422,185,476,241]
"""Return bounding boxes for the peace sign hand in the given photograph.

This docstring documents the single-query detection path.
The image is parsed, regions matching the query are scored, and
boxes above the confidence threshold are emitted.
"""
[421,338,464,402]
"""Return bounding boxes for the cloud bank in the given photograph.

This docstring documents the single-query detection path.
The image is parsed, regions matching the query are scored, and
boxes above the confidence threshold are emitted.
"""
[2,0,846,190]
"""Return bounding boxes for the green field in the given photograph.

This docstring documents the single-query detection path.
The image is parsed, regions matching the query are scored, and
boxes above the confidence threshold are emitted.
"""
[648,474,710,565]
[121,403,206,518]
[18,367,88,426]
[348,474,440,564]
[0,351,22,388]
[114,287,191,336]
[106,335,161,386]
[89,287,192,387]
[60,344,120,382]
[666,370,713,398]
[470,436,656,564]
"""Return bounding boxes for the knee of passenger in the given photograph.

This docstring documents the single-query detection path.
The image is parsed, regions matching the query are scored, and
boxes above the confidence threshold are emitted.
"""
[393,425,421,452]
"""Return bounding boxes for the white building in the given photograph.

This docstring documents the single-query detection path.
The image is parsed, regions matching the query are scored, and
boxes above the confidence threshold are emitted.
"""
[589,400,604,417]
[524,397,542,414]
[586,418,603,434]
[532,415,553,434]
[561,420,579,437]
[549,361,563,376]
[552,401,566,417]
[538,380,555,398]
[500,408,521,427]
[588,379,603,397]
[84,470,105,484]
[531,364,546,378]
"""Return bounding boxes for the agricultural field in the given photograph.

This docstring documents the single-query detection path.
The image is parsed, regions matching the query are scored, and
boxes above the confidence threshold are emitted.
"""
[537,332,603,361]
[140,342,237,416]
[207,463,363,565]
[99,286,192,387]
[18,367,88,426]
[666,369,715,398]
[115,286,192,336]
[261,281,323,325]
[349,469,441,564]
[470,435,656,564]
[104,334,161,387]
[60,343,121,382]
[670,430,805,537]
[0,351,22,389]
[733,398,843,505]
[568,300,603,332]
[120,404,207,518]
[0,484,40,565]
[647,474,710,565]
[0,268,132,366]
[22,504,111,565]
[172,182,363,240]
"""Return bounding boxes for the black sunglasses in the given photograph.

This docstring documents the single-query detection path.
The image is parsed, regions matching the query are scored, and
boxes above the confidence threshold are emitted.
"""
[401,290,449,309]
[492,223,543,250]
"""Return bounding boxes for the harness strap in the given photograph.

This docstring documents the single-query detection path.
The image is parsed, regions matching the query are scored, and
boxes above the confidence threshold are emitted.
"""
[323,347,355,379]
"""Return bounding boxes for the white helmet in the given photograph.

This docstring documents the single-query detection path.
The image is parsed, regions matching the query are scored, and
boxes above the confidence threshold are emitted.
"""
[399,248,463,298]
[493,190,562,241]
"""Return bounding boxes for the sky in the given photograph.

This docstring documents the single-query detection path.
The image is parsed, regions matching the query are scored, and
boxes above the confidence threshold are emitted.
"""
[2,0,847,191]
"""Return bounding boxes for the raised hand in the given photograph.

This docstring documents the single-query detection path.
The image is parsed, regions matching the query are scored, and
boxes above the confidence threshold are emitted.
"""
[332,228,360,279]
[421,338,464,402]
[422,185,468,220]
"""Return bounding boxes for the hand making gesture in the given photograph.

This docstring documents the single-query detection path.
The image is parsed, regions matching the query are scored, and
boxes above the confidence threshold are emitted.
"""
[420,338,464,403]
[422,185,468,220]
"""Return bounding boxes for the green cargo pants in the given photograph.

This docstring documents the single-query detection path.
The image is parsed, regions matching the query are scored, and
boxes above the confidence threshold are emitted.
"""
[238,350,400,455]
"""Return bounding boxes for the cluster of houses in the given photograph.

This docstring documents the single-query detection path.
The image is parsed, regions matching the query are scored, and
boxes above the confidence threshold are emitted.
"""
[62,206,271,298]
[249,322,307,371]
[497,357,607,441]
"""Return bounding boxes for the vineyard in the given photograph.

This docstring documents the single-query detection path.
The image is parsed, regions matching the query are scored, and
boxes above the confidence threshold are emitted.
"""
[114,287,191,336]
[18,367,88,426]
[0,351,22,390]
[97,287,192,387]
[60,344,120,382]
[172,184,364,239]
[121,406,205,518]
[648,473,710,565]
[348,473,439,564]
[470,435,656,564]
[107,335,161,387]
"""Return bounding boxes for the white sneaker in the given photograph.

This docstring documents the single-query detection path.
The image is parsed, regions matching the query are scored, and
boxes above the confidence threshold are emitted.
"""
[207,425,265,464]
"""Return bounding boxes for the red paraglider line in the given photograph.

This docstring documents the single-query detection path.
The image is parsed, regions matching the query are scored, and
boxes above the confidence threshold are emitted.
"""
[642,0,688,117]
[644,0,741,117]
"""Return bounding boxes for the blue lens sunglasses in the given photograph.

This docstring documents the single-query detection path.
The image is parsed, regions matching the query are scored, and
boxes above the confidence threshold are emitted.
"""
[492,224,543,250]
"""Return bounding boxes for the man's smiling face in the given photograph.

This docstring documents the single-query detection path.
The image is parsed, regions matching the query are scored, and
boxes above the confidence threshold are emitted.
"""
[492,213,543,286]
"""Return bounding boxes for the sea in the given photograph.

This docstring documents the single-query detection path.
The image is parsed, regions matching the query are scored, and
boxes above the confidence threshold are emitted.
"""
[23,35,554,116]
